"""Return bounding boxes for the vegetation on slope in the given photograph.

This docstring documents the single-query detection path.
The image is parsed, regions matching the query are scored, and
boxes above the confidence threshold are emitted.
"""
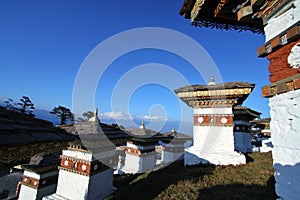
[107,152,275,200]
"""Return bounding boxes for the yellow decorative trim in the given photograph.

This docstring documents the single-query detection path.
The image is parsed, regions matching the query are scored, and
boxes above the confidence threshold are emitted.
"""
[0,141,69,165]
[177,88,252,98]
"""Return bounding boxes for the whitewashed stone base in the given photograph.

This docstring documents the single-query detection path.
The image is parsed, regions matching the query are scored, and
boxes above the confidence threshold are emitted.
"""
[193,126,235,153]
[18,185,37,200]
[260,138,273,153]
[43,188,115,200]
[234,132,252,153]
[264,0,300,41]
[269,89,300,200]
[43,169,114,200]
[18,170,58,200]
[187,125,246,165]
[162,151,184,164]
[184,147,246,166]
[120,154,156,174]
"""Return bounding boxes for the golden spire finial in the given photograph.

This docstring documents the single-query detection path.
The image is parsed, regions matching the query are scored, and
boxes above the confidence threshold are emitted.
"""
[171,127,177,138]
[208,75,216,86]
[89,108,99,122]
[95,108,98,118]
[171,127,175,133]
[139,120,145,129]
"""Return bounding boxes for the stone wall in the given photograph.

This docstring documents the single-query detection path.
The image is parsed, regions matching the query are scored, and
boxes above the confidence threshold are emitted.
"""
[55,170,90,199]
[193,126,235,153]
[269,89,300,200]
[267,39,300,83]
[264,0,300,42]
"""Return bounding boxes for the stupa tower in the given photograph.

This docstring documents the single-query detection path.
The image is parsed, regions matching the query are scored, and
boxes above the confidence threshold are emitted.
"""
[175,77,255,165]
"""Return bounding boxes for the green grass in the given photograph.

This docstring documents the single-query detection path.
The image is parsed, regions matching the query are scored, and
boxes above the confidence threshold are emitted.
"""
[106,152,275,200]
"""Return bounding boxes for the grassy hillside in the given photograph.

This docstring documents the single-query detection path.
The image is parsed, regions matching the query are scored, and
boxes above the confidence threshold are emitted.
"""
[107,152,275,200]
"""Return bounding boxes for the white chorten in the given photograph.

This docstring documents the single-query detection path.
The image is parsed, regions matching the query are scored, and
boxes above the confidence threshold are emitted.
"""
[175,80,255,165]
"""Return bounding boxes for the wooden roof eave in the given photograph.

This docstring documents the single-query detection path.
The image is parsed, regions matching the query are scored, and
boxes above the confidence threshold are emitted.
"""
[180,0,265,33]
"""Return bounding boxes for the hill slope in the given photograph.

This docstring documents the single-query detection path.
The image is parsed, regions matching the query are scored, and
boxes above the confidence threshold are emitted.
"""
[107,152,275,200]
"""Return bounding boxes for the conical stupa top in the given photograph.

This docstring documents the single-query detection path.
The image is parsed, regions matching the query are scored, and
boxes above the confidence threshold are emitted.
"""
[139,120,145,129]
[208,75,216,86]
[88,108,99,122]
[95,108,98,118]
[171,127,177,138]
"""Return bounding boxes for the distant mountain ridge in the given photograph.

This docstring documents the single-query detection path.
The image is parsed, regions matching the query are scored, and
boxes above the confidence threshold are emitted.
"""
[0,96,193,135]
[0,96,60,126]
[33,109,60,126]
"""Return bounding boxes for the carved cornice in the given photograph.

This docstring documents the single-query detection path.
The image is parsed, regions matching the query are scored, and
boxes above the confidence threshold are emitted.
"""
[125,147,155,157]
[21,174,58,189]
[189,100,237,108]
[234,124,251,133]
[258,23,300,57]
[176,87,253,99]
[180,0,265,34]
[191,20,263,34]
[194,115,234,126]
[259,0,289,23]
[59,156,111,176]
[163,146,184,152]
[262,73,300,97]
[0,141,69,166]
[176,82,254,108]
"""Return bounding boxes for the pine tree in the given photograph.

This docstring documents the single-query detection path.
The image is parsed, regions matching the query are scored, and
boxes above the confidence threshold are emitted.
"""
[77,111,94,122]
[50,105,73,125]
[17,96,35,115]
[4,98,14,110]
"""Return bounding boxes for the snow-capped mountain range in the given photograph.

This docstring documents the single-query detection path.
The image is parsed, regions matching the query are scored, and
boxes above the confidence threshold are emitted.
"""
[0,96,192,135]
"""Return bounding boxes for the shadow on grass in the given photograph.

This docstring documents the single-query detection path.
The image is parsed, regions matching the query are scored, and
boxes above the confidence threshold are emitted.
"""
[107,153,275,200]
[245,153,254,163]
[196,176,276,200]
[108,160,215,200]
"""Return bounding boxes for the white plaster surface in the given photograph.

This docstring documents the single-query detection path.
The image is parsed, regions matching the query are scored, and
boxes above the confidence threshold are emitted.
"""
[19,171,58,200]
[260,138,273,153]
[86,169,114,200]
[121,154,141,173]
[122,153,156,174]
[193,107,232,115]
[264,0,300,41]
[193,126,235,153]
[269,89,300,200]
[23,170,41,180]
[234,120,251,126]
[243,133,252,152]
[55,170,90,199]
[288,43,300,68]
[234,132,246,152]
[184,147,246,166]
[44,168,114,200]
[63,149,93,161]
[127,143,155,150]
[262,129,271,134]
[234,132,252,153]
[185,125,246,166]
[18,185,37,200]
[162,151,183,164]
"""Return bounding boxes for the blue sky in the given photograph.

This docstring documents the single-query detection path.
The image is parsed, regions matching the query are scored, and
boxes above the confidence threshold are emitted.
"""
[0,1,270,131]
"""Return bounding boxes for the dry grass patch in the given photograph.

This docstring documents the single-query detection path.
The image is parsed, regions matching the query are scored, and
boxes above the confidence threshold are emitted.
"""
[107,152,275,200]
